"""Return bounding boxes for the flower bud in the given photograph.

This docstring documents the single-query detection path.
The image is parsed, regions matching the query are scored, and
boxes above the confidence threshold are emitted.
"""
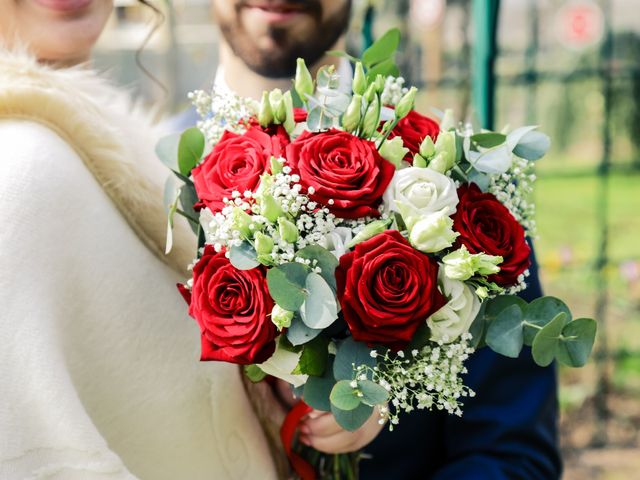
[408,210,459,253]
[271,304,294,331]
[260,193,284,223]
[363,83,377,103]
[342,94,362,133]
[419,136,436,159]
[346,219,392,249]
[374,74,385,93]
[254,231,275,256]
[379,137,408,168]
[413,154,428,168]
[269,89,284,123]
[231,207,253,239]
[278,217,299,243]
[432,131,457,173]
[442,245,503,281]
[395,86,417,119]
[440,108,456,131]
[295,58,314,101]
[352,62,367,95]
[258,91,274,127]
[281,91,295,134]
[270,156,283,175]
[360,95,380,138]
[475,286,489,300]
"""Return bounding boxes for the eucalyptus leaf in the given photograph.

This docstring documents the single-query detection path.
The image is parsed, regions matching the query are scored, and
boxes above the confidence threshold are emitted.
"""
[556,318,597,367]
[358,380,389,407]
[292,336,329,376]
[244,364,267,383]
[296,245,339,290]
[267,262,309,311]
[472,132,506,149]
[362,28,401,67]
[334,337,376,381]
[468,302,487,348]
[485,304,524,358]
[303,356,336,412]
[513,131,551,161]
[506,126,538,150]
[156,133,181,172]
[163,174,180,214]
[467,169,491,192]
[300,273,338,329]
[229,242,260,270]
[286,316,323,346]
[531,312,570,367]
[523,296,572,346]
[307,107,322,131]
[331,403,373,432]
[330,380,362,411]
[178,127,205,176]
[469,144,513,174]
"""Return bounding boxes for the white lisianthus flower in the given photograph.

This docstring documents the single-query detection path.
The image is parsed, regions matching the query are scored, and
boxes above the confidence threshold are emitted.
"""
[258,339,307,387]
[321,226,353,258]
[442,245,503,281]
[427,271,481,343]
[407,209,459,253]
[383,167,458,219]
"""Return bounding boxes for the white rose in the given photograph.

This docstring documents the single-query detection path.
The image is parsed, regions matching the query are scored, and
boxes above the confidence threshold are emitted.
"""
[383,167,458,219]
[258,339,307,387]
[408,209,459,253]
[320,226,353,259]
[427,271,480,343]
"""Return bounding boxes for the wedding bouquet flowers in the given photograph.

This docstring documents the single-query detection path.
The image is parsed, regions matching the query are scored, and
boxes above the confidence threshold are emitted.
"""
[159,29,596,479]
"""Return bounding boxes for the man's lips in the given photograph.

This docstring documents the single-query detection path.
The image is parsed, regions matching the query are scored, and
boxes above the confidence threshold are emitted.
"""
[243,2,309,23]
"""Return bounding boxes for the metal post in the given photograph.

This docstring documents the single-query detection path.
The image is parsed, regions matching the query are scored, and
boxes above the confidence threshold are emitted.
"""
[472,0,501,129]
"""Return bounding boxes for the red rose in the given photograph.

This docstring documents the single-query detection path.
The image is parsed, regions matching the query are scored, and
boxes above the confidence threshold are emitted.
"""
[452,183,531,286]
[286,129,395,219]
[389,110,440,163]
[293,107,308,123]
[188,245,277,364]
[192,127,287,212]
[336,230,446,349]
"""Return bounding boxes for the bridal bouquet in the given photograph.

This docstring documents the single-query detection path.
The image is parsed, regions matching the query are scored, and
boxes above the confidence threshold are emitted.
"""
[159,29,596,479]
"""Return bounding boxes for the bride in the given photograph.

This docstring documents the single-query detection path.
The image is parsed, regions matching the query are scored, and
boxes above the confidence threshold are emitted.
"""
[0,2,279,478]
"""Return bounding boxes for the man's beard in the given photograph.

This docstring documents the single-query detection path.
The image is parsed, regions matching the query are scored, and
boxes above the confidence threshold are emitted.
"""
[218,0,352,78]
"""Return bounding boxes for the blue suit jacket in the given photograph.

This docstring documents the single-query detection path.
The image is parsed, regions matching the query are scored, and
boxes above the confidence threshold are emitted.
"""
[169,111,561,479]
[359,249,561,480]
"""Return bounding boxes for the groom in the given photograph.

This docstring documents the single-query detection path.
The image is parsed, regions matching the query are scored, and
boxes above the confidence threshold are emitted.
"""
[171,1,562,478]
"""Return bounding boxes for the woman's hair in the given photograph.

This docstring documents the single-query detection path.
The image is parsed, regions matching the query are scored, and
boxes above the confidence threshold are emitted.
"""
[135,0,167,96]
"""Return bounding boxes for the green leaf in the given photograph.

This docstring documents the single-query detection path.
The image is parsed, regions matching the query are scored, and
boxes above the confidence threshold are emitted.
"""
[556,318,597,367]
[485,304,524,358]
[331,403,373,432]
[333,337,376,381]
[300,273,338,329]
[163,174,180,214]
[362,28,401,67]
[326,50,360,63]
[267,262,309,311]
[296,245,339,290]
[523,296,572,346]
[532,312,570,367]
[286,316,323,346]
[179,183,200,233]
[303,356,336,412]
[292,336,329,376]
[472,132,506,148]
[229,242,260,270]
[358,380,389,407]
[469,144,513,174]
[365,59,400,81]
[156,133,181,172]
[513,131,551,161]
[468,302,487,348]
[330,380,362,411]
[244,364,267,383]
[467,169,491,192]
[177,127,205,176]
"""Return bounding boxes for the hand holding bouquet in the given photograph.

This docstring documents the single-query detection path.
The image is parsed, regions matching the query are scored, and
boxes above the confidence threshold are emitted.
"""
[159,29,597,479]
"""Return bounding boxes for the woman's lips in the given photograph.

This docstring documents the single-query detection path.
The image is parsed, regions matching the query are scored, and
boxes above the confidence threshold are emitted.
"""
[31,0,92,13]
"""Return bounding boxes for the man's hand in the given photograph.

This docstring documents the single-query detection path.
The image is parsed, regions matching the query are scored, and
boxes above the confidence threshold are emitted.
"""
[274,378,386,454]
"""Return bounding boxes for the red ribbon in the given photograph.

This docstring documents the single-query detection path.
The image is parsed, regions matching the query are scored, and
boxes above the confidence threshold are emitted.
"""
[280,400,316,480]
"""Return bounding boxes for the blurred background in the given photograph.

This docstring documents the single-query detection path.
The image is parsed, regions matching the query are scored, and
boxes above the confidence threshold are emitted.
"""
[95,0,639,478]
